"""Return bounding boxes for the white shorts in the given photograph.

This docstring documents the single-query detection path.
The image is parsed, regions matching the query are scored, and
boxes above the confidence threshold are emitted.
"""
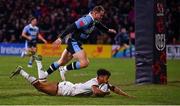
[57,81,75,96]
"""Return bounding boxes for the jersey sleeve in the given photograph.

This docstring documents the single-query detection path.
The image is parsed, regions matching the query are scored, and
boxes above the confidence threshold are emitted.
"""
[22,26,29,33]
[59,23,77,39]
[90,78,99,87]
[75,17,90,29]
[95,21,109,33]
[37,27,40,34]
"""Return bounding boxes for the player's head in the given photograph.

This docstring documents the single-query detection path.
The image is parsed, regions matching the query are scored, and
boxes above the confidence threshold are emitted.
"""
[29,17,37,26]
[121,27,127,33]
[92,5,105,21]
[97,69,111,84]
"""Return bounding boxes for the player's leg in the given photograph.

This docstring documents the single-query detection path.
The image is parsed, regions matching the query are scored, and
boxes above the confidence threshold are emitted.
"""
[61,50,89,71]
[42,49,73,79]
[60,50,89,80]
[33,81,58,95]
[10,66,58,96]
[27,41,37,67]
[61,38,89,71]
[27,47,36,67]
[10,66,37,84]
[34,55,48,81]
[21,41,28,57]
[59,41,89,80]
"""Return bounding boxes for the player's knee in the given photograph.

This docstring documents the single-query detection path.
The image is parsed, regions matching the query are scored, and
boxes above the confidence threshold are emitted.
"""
[29,50,36,55]
[80,60,89,68]
[31,48,36,52]
[57,60,67,66]
[33,81,44,92]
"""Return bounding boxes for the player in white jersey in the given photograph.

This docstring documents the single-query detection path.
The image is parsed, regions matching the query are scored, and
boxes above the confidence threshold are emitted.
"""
[10,63,133,97]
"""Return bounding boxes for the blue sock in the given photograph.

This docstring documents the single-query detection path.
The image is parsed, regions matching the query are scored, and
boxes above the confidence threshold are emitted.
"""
[28,57,33,65]
[75,61,80,69]
[47,62,60,74]
[66,61,80,70]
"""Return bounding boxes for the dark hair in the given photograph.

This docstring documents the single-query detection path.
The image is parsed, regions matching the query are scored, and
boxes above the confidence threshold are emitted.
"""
[29,17,37,23]
[92,5,105,12]
[97,69,111,77]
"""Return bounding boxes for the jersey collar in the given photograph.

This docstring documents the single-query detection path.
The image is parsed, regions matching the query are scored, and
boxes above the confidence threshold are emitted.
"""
[89,12,94,21]
[95,77,99,84]
[29,24,36,28]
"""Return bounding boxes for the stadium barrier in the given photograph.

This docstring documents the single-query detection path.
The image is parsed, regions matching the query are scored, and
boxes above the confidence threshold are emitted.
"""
[0,43,179,59]
[112,45,135,58]
[0,43,25,56]
[167,45,180,59]
[37,44,112,58]
[37,44,136,58]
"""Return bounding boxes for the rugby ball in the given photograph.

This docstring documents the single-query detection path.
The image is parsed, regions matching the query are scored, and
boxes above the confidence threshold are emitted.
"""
[99,83,110,92]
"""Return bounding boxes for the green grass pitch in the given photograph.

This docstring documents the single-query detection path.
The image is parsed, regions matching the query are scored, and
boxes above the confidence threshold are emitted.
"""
[0,56,180,105]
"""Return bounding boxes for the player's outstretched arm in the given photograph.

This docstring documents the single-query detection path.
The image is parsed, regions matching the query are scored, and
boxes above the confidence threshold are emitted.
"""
[92,85,110,97]
[108,29,117,34]
[59,23,78,39]
[38,34,47,44]
[53,37,62,45]
[95,21,117,34]
[53,23,78,45]
[109,84,135,98]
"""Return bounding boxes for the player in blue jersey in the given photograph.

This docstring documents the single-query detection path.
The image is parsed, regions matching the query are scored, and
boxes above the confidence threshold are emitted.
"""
[21,17,47,67]
[37,6,116,80]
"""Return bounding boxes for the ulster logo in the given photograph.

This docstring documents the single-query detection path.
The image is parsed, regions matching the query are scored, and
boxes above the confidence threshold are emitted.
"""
[155,34,166,51]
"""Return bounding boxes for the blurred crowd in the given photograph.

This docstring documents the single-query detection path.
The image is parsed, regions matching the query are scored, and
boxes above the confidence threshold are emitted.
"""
[0,0,179,45]
[166,0,180,44]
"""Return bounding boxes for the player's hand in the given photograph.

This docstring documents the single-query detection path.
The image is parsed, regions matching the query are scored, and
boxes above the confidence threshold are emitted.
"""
[44,40,48,44]
[108,29,117,34]
[28,36,32,41]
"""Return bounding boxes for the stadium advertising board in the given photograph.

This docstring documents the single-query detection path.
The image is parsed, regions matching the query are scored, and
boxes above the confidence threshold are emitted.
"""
[112,45,135,58]
[83,45,111,58]
[37,44,112,58]
[1,43,179,59]
[167,45,180,59]
[0,43,24,56]
[37,44,67,57]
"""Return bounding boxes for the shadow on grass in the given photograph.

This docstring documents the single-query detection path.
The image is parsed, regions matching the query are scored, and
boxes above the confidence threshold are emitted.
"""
[0,92,113,99]
[118,80,180,86]
[0,92,44,99]
[167,80,180,87]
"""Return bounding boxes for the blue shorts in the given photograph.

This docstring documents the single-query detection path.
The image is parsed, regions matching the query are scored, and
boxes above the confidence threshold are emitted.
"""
[26,39,37,48]
[66,38,83,54]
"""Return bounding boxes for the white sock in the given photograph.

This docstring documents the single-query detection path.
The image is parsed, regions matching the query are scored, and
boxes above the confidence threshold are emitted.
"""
[20,69,37,84]
[21,51,25,57]
[21,50,28,57]
[35,60,48,79]
[63,66,68,72]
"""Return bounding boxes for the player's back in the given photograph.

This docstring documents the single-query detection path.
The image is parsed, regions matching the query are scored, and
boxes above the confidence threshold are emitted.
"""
[72,13,95,42]
[73,77,98,96]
